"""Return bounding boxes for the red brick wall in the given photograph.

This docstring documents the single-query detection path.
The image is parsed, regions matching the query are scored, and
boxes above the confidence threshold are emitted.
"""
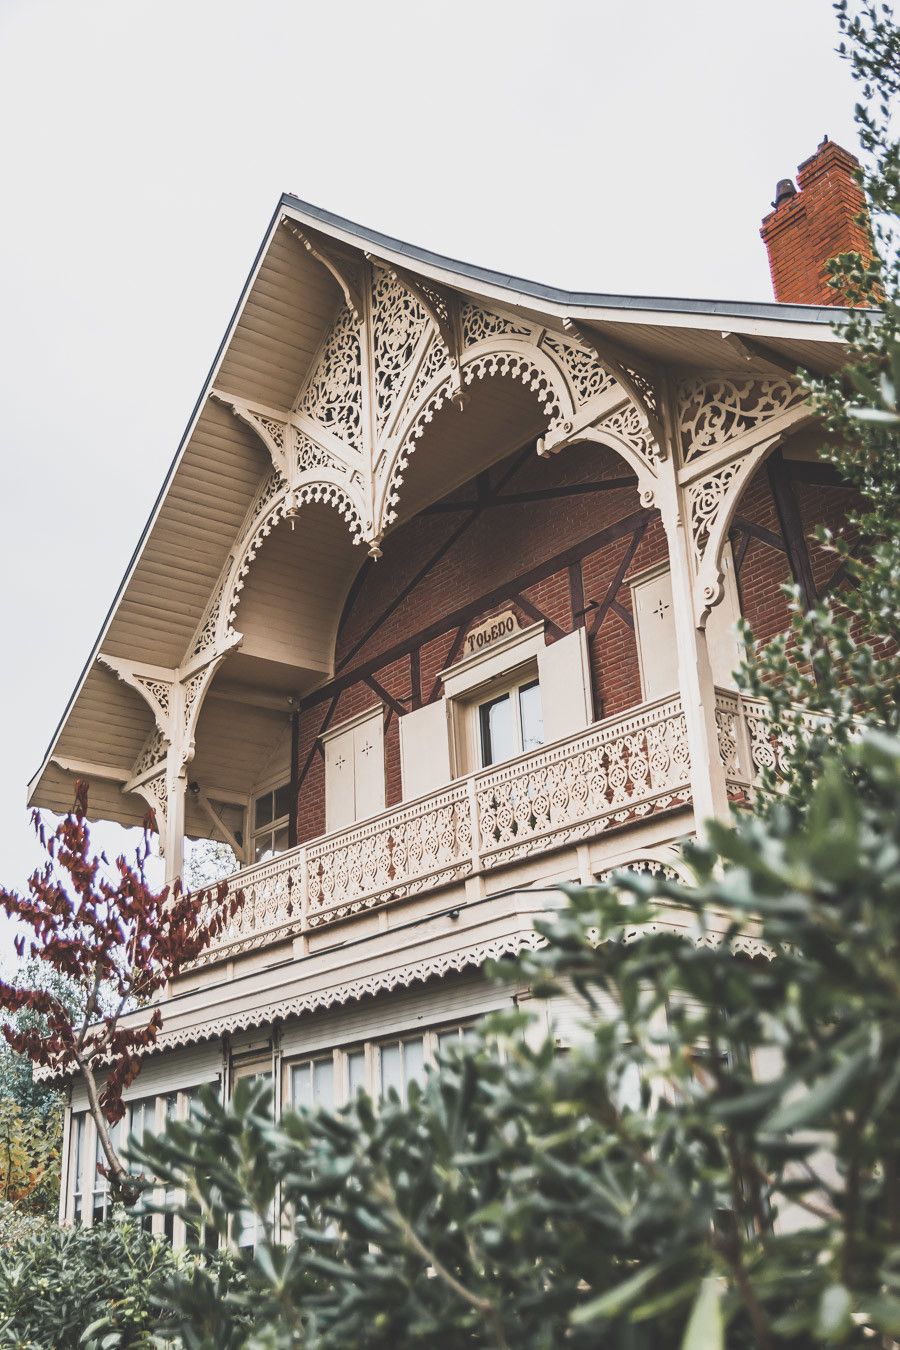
[760,139,873,306]
[295,438,863,843]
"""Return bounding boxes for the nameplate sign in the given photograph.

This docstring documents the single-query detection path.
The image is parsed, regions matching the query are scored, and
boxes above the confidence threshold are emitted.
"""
[464,609,520,656]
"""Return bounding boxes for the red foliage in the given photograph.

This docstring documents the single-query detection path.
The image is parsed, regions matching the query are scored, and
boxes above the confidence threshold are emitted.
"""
[0,782,241,1125]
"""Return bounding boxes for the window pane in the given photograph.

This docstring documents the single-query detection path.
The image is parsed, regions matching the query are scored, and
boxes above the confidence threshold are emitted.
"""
[404,1038,425,1093]
[273,826,290,855]
[479,693,514,766]
[313,1058,334,1110]
[380,1044,402,1098]
[254,792,273,829]
[254,831,275,863]
[291,1064,312,1111]
[347,1051,366,1097]
[73,1114,85,1194]
[519,680,544,753]
[437,1029,459,1054]
[273,782,292,820]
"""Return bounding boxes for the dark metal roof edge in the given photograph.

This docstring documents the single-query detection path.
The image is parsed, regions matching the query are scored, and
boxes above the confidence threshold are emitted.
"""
[280,193,868,328]
[30,201,287,792]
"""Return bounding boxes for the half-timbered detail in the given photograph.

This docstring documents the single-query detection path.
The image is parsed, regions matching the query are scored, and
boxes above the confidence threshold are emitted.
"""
[30,186,867,1235]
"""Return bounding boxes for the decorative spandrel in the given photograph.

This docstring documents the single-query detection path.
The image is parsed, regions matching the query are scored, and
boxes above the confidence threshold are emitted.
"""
[677,377,806,465]
[299,304,364,453]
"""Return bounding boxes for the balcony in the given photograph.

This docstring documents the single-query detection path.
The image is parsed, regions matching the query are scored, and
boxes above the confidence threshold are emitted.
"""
[194,691,778,967]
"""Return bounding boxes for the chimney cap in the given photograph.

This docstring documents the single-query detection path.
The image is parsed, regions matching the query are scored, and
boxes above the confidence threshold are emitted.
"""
[773,178,798,209]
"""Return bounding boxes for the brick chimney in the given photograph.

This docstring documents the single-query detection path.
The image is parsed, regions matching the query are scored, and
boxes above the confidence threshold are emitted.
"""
[760,137,873,305]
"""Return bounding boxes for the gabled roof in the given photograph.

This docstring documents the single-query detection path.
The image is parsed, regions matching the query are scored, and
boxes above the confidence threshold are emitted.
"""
[28,194,855,830]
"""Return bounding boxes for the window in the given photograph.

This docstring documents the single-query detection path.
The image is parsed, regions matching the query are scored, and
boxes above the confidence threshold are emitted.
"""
[478,677,544,767]
[163,1093,179,1243]
[251,781,292,862]
[378,1036,426,1103]
[91,1123,117,1225]
[71,1112,86,1224]
[128,1096,156,1232]
[231,1067,273,1253]
[290,1058,335,1113]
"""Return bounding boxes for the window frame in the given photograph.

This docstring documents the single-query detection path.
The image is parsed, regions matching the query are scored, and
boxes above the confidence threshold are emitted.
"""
[249,778,292,864]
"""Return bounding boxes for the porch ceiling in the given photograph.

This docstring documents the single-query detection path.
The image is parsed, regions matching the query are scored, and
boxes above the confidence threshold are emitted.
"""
[29,193,852,834]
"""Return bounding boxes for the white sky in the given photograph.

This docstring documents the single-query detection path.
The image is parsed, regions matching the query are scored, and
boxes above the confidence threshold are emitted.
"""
[0,0,858,943]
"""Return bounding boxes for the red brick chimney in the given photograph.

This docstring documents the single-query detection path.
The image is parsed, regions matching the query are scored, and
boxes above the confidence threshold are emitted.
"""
[760,137,873,305]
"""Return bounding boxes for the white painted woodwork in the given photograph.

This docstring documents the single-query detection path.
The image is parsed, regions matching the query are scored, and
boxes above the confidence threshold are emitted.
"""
[279,971,513,1059]
[536,629,593,743]
[324,726,355,833]
[633,548,743,701]
[323,707,385,833]
[399,699,452,800]
[70,1042,222,1111]
[352,710,385,822]
[632,566,680,703]
[705,544,744,690]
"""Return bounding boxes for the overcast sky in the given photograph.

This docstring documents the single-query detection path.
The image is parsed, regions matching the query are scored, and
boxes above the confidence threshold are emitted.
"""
[0,0,858,936]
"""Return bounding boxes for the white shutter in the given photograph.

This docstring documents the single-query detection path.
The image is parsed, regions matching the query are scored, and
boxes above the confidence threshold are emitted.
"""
[399,699,452,800]
[537,628,593,743]
[324,725,355,833]
[353,709,385,820]
[706,544,745,690]
[632,567,678,701]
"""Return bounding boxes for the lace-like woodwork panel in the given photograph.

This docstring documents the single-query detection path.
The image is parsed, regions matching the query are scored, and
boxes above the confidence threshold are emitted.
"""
[294,429,346,476]
[476,700,690,870]
[139,769,167,831]
[191,853,304,960]
[742,697,830,781]
[306,784,473,928]
[596,857,680,884]
[461,302,530,346]
[686,463,742,568]
[595,403,659,474]
[678,378,805,463]
[300,305,363,452]
[371,268,430,434]
[192,573,227,659]
[542,333,615,406]
[133,727,167,779]
[407,334,451,409]
[714,696,741,780]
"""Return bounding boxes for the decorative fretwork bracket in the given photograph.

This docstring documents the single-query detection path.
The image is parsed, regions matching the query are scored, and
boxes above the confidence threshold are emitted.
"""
[670,375,812,623]
[562,319,666,451]
[98,645,235,868]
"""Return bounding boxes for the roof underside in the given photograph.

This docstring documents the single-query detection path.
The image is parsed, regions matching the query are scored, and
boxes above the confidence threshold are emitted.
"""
[28,195,853,835]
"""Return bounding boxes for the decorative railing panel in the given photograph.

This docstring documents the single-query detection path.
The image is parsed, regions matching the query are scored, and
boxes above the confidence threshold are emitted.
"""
[194,849,305,958]
[196,692,811,965]
[475,696,690,870]
[305,783,472,928]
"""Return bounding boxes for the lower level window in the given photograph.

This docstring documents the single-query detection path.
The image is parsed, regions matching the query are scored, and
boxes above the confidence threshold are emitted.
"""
[478,677,543,767]
[378,1036,426,1103]
[290,1058,335,1112]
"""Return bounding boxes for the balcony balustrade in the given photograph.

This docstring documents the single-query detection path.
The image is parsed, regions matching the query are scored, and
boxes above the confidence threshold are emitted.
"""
[194,691,787,967]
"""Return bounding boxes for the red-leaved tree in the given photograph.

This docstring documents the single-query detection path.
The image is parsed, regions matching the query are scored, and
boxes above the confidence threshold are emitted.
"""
[0,783,236,1204]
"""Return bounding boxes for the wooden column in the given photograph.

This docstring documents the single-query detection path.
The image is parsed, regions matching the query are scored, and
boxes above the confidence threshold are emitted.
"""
[655,461,731,833]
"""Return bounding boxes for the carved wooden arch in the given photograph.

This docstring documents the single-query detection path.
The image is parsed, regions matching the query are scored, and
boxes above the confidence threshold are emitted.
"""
[375,331,655,536]
[213,472,369,651]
